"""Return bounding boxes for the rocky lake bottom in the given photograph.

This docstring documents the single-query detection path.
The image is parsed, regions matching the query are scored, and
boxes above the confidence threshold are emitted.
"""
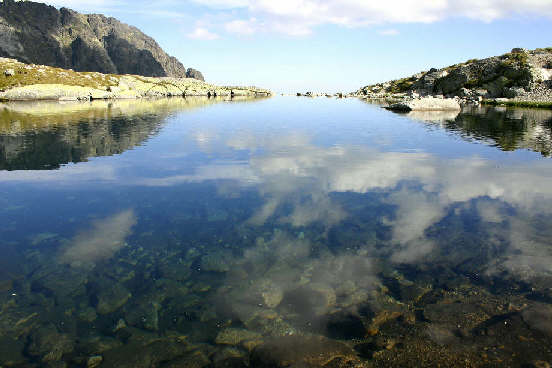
[1,96,552,367]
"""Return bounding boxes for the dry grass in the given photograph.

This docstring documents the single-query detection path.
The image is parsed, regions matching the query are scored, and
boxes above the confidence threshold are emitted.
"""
[0,58,120,91]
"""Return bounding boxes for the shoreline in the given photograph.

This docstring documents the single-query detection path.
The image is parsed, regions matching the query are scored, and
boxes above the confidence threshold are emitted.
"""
[0,58,271,102]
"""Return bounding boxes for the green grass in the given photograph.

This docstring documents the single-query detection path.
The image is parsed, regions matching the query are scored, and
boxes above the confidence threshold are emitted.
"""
[482,99,552,109]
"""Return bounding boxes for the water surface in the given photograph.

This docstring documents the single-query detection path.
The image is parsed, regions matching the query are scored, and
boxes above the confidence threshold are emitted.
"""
[1,97,552,367]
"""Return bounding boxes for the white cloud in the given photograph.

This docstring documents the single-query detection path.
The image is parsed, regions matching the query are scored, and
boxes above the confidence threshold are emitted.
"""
[194,0,552,36]
[43,0,552,37]
[187,27,220,40]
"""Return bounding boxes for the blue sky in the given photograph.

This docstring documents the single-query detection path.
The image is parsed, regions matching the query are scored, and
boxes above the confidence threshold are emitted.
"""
[43,0,552,93]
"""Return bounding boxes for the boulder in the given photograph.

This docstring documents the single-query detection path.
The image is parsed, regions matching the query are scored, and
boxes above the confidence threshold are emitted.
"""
[4,68,15,76]
[387,97,461,112]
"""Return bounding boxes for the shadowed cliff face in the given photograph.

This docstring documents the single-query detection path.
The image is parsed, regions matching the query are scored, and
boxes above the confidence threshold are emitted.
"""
[0,0,204,80]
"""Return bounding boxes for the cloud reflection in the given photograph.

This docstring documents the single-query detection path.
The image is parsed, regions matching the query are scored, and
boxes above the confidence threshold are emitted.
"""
[59,210,137,266]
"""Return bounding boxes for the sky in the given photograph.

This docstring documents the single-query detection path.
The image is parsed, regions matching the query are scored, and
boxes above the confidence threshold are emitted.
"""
[42,0,552,93]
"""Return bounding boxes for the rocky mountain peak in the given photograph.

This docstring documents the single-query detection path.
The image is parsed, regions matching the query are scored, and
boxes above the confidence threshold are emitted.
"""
[0,0,204,80]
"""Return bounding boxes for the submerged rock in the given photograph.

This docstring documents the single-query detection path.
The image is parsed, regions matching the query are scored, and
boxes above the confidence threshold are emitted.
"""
[27,324,74,362]
[125,301,160,331]
[100,339,189,368]
[250,335,362,368]
[215,328,262,346]
[96,283,132,314]
[0,336,26,366]
[521,303,552,336]
[387,97,461,112]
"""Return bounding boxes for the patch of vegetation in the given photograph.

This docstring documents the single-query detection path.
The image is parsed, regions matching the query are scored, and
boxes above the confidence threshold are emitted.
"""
[482,99,552,109]
[388,76,417,93]
[535,47,552,53]
[464,77,485,89]
[0,59,119,91]
[500,51,529,67]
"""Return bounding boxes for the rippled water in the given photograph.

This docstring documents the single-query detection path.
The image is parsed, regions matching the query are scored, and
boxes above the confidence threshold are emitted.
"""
[1,97,552,367]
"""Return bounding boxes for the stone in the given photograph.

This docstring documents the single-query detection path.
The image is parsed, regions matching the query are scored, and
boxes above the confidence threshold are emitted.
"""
[125,302,160,331]
[27,324,74,362]
[4,68,15,76]
[0,336,26,366]
[386,97,461,112]
[101,339,189,368]
[163,350,211,368]
[521,303,552,336]
[96,283,131,314]
[215,328,262,346]
[200,251,234,272]
[87,355,103,368]
[250,336,362,368]
[280,283,336,316]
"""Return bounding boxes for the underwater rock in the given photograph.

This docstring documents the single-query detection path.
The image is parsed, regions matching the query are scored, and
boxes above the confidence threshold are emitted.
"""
[77,307,98,323]
[423,303,488,330]
[87,355,103,368]
[162,350,211,368]
[425,324,460,346]
[30,266,88,303]
[215,328,262,346]
[325,312,367,340]
[76,336,123,355]
[26,324,74,362]
[125,301,160,331]
[0,336,26,366]
[521,303,552,336]
[252,279,284,308]
[100,339,189,368]
[96,283,132,315]
[200,250,234,272]
[281,283,337,316]
[250,335,362,368]
[212,347,248,368]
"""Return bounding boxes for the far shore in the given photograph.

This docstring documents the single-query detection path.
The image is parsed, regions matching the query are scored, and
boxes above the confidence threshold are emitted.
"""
[0,57,271,102]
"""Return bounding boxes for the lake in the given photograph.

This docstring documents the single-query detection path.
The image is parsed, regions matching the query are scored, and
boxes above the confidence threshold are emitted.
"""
[1,96,552,367]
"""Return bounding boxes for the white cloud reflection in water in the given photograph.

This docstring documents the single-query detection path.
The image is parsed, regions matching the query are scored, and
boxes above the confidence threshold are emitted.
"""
[59,209,137,267]
[182,132,552,279]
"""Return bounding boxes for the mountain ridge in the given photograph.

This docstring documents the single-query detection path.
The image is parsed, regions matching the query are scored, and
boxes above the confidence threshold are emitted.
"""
[0,0,204,81]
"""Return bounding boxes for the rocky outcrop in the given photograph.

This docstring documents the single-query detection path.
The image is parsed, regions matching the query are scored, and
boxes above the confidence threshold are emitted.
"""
[0,0,203,80]
[357,48,552,104]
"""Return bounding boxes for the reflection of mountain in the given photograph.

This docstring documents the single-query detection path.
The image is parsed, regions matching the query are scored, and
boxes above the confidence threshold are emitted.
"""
[410,106,552,156]
[0,97,255,170]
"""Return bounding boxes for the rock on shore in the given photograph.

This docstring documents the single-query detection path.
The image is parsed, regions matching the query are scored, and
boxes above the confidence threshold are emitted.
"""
[386,96,461,112]
[0,58,270,101]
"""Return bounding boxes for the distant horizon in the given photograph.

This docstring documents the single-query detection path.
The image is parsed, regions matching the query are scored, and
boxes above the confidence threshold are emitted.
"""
[23,0,552,92]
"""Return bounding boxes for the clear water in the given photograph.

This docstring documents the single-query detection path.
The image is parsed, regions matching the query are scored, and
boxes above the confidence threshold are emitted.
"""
[1,97,552,367]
